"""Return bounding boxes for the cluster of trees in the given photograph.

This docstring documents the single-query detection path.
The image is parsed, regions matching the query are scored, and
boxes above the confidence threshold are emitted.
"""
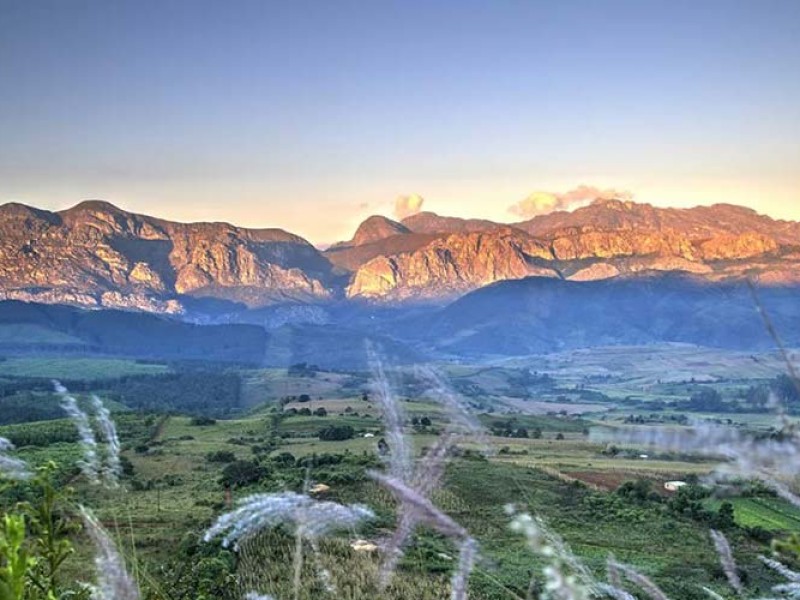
[285,406,328,417]
[104,371,242,417]
[0,367,246,424]
[671,376,800,415]
[318,425,355,441]
[206,450,236,463]
[612,478,737,530]
[219,460,267,488]
[623,414,689,425]
[492,425,543,439]
[0,421,79,448]
[488,418,542,439]
[742,374,800,412]
[0,393,67,425]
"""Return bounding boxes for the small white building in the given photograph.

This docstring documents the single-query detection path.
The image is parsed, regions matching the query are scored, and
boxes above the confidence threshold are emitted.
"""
[309,483,331,495]
[664,481,687,492]
[363,432,375,438]
[350,539,378,553]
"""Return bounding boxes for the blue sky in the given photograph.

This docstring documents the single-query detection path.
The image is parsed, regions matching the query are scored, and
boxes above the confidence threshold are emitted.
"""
[1,0,798,243]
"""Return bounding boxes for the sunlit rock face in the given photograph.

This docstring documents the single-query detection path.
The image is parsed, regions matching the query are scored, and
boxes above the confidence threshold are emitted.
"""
[1,198,798,312]
[344,200,800,300]
[346,229,559,301]
[0,200,334,313]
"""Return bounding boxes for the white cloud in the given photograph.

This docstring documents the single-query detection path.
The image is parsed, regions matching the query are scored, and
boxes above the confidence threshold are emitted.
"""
[393,194,425,220]
[508,185,633,219]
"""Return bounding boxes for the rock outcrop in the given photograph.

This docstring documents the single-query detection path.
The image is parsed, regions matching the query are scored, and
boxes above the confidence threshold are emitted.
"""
[1,198,799,311]
[0,200,333,312]
[343,199,800,300]
[346,228,558,301]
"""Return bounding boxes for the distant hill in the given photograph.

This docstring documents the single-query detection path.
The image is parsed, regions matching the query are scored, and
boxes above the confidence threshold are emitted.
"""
[0,300,268,363]
[0,300,423,368]
[394,275,800,357]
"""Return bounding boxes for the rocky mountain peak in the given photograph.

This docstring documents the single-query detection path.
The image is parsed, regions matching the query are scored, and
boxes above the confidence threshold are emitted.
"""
[349,215,411,246]
[400,211,501,234]
[1,198,799,312]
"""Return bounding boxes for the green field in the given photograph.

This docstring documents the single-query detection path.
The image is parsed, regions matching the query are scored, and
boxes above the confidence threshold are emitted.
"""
[0,324,85,346]
[0,356,171,379]
[1,348,799,599]
[707,497,800,531]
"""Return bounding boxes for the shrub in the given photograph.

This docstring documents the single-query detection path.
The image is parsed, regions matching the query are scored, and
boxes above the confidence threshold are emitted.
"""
[318,425,355,441]
[218,460,267,488]
[206,450,236,463]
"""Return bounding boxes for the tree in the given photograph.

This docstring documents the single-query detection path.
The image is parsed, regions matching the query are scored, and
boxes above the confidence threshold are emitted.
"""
[318,425,354,441]
[219,460,266,488]
[206,450,236,463]
[616,479,654,504]
[713,501,736,529]
[774,374,800,405]
[313,407,328,417]
[687,388,725,412]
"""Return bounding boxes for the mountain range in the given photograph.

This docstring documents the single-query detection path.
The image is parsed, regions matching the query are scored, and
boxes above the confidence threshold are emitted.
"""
[1,198,798,315]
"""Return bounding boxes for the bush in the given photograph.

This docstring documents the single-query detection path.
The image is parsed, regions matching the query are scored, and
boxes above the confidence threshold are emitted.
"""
[190,416,217,426]
[318,425,354,441]
[218,460,267,488]
[206,450,236,463]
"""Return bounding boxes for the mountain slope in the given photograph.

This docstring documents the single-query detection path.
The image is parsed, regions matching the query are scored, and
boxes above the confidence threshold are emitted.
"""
[346,228,558,301]
[343,200,800,302]
[0,300,268,362]
[399,275,800,356]
[2,198,800,312]
[0,201,334,312]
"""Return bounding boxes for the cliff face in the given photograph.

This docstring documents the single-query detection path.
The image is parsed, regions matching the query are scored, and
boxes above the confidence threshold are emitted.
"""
[344,200,800,300]
[346,228,558,301]
[1,198,799,312]
[517,199,794,262]
[0,201,333,312]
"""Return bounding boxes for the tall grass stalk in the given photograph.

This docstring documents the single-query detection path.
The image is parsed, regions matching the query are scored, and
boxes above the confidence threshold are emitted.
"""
[54,381,100,484]
[0,438,30,480]
[79,506,140,600]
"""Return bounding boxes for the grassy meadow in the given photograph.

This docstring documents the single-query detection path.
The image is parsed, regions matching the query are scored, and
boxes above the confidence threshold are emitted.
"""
[0,347,799,599]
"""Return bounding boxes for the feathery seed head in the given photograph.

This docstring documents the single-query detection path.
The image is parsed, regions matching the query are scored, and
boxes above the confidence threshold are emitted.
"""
[80,506,140,600]
[204,492,373,550]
